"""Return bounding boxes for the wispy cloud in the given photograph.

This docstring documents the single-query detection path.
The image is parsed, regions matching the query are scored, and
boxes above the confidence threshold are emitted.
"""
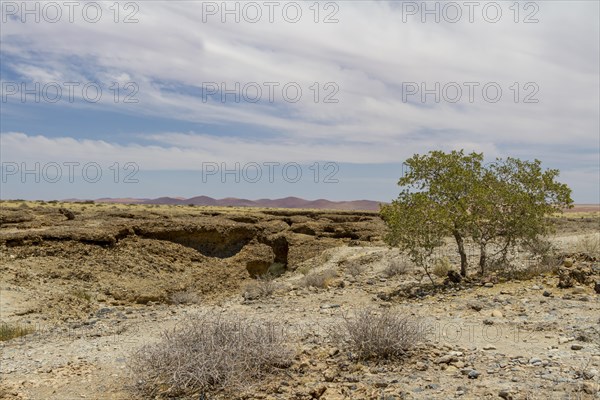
[1,1,598,201]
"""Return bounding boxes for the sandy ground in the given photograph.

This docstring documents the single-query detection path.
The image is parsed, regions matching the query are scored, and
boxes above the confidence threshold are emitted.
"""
[0,203,598,399]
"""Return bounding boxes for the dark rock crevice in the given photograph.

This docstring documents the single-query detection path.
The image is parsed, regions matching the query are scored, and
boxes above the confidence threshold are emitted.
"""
[259,235,290,266]
[136,227,257,259]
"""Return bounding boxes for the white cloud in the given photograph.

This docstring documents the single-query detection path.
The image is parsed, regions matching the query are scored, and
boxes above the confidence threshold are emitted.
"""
[1,1,598,200]
[2,131,489,167]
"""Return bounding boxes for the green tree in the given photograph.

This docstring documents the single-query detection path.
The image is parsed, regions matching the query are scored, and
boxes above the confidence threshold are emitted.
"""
[380,150,573,278]
[380,192,445,284]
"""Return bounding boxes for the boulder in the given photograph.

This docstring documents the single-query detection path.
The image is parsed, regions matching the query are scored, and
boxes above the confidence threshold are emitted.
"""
[233,241,276,277]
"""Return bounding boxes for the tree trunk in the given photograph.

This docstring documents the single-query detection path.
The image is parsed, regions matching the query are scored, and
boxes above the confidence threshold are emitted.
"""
[479,243,487,275]
[453,231,468,277]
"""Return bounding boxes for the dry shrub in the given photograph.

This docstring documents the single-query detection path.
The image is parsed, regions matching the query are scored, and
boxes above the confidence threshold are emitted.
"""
[170,289,201,305]
[514,263,555,280]
[129,313,293,398]
[575,233,600,259]
[59,207,75,220]
[335,308,421,360]
[525,237,555,257]
[296,264,313,276]
[485,238,565,281]
[432,257,451,278]
[489,259,558,281]
[244,274,278,299]
[346,261,366,277]
[302,269,337,288]
[70,288,92,302]
[0,322,34,341]
[383,259,409,278]
[524,237,561,269]
[267,262,286,277]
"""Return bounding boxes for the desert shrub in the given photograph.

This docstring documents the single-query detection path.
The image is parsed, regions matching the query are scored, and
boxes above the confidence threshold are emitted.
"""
[523,236,561,268]
[244,274,278,299]
[524,237,555,257]
[335,308,421,360]
[296,264,313,276]
[432,257,451,278]
[487,238,571,280]
[346,261,366,277]
[170,289,201,305]
[70,288,91,302]
[302,269,337,288]
[267,262,286,277]
[515,263,556,280]
[129,313,293,398]
[383,259,409,277]
[319,249,335,264]
[0,322,34,341]
[488,258,557,281]
[59,208,75,220]
[575,234,600,259]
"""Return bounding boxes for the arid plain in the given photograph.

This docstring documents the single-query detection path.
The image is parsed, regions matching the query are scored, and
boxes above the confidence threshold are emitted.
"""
[0,201,599,399]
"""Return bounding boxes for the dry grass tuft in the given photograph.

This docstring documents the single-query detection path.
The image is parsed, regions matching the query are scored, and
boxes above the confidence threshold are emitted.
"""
[382,259,409,278]
[170,289,201,305]
[432,257,451,278]
[335,308,421,360]
[302,269,337,288]
[129,313,293,398]
[244,274,278,299]
[575,233,600,259]
[70,288,92,302]
[346,261,366,277]
[296,264,313,276]
[0,322,34,341]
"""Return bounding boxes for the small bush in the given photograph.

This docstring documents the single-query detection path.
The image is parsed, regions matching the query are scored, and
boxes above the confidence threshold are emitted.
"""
[335,308,421,360]
[71,288,91,302]
[170,289,201,305]
[302,269,337,288]
[525,237,555,256]
[244,274,278,299]
[575,234,600,259]
[129,313,293,398]
[489,259,557,281]
[59,208,75,220]
[432,257,451,278]
[346,261,366,277]
[383,260,409,278]
[0,322,34,341]
[297,264,313,276]
[524,237,560,268]
[267,262,286,277]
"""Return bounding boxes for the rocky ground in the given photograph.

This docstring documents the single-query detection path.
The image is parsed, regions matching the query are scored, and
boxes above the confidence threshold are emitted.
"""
[0,201,599,399]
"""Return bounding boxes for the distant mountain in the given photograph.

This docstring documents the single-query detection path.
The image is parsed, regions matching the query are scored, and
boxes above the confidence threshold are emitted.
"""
[89,196,383,210]
[94,197,149,204]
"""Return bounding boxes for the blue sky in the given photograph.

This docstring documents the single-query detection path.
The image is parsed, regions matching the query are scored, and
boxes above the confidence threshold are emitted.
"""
[1,1,599,202]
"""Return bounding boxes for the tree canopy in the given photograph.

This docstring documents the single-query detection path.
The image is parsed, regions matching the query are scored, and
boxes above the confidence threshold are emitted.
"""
[380,150,573,278]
